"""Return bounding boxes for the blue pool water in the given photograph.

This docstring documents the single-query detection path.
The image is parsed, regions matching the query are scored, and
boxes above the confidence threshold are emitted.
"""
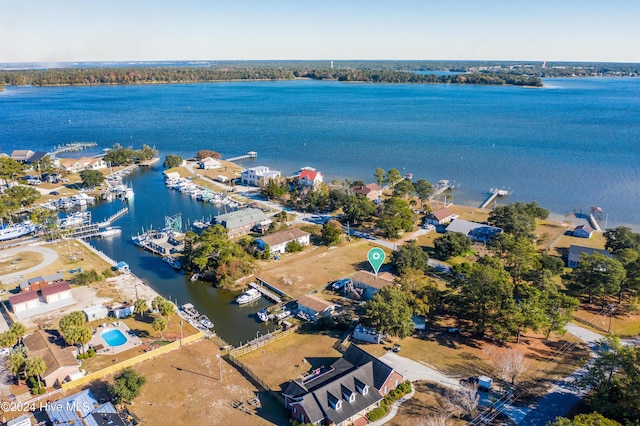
[101,329,128,347]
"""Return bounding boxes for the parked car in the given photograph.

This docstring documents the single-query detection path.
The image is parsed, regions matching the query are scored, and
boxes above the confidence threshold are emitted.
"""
[392,343,401,353]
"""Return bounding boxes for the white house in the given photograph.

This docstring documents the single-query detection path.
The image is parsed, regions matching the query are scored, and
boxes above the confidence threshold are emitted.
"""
[255,228,310,254]
[10,150,35,163]
[59,157,107,173]
[199,157,222,170]
[241,166,281,186]
[298,168,323,187]
[352,324,384,344]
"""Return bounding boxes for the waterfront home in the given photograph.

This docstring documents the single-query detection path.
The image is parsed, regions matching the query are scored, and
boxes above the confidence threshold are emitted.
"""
[199,156,222,170]
[567,244,613,268]
[241,166,281,186]
[25,151,58,167]
[353,183,383,202]
[23,330,81,388]
[59,156,107,173]
[19,272,64,292]
[298,167,323,187]
[445,218,502,243]
[46,389,126,426]
[573,224,594,239]
[283,344,405,426]
[350,270,395,300]
[296,294,336,320]
[213,208,269,238]
[352,324,384,344]
[10,149,34,163]
[424,207,456,225]
[255,228,311,255]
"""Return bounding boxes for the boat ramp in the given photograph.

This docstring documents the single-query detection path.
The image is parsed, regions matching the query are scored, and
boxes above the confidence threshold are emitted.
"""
[480,188,510,209]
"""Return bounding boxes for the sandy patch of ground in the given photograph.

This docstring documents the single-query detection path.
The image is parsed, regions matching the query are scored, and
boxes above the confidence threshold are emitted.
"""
[105,273,160,306]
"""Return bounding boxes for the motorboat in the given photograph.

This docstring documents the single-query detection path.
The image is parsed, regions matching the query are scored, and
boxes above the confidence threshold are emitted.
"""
[162,256,182,270]
[0,221,38,241]
[198,315,214,329]
[256,309,271,322]
[181,303,199,318]
[275,310,291,321]
[99,226,122,238]
[236,288,261,305]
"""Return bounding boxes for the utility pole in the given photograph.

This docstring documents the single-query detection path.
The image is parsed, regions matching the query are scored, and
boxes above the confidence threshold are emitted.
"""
[217,350,223,382]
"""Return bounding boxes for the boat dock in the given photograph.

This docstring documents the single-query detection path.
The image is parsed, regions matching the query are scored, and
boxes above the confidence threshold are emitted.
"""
[428,179,454,201]
[249,280,282,303]
[226,151,257,163]
[138,232,185,256]
[52,142,98,155]
[480,188,510,209]
[97,207,129,227]
[138,157,160,167]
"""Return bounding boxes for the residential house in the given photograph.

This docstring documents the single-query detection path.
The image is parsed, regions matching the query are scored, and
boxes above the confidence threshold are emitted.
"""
[46,389,126,426]
[354,183,383,202]
[424,207,456,226]
[352,324,384,344]
[20,272,64,293]
[297,294,336,320]
[573,224,594,239]
[199,157,222,170]
[25,151,54,167]
[59,157,107,173]
[10,150,34,163]
[23,330,80,388]
[298,167,323,187]
[567,245,613,268]
[350,271,395,300]
[283,344,405,426]
[41,282,72,304]
[9,291,40,315]
[445,219,502,243]
[241,166,281,186]
[255,228,311,254]
[213,208,269,238]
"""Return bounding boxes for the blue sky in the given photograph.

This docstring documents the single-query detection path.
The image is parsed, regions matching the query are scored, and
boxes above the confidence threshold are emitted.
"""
[2,0,639,63]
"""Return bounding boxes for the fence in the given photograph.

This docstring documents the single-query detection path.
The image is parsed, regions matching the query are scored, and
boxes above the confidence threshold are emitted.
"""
[226,353,285,405]
[228,325,298,357]
[60,331,205,392]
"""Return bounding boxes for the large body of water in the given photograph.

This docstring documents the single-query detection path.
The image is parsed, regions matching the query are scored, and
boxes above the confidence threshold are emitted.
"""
[1,78,639,343]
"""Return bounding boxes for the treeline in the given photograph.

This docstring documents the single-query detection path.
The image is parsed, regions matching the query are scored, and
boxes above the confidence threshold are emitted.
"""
[0,67,296,86]
[297,69,542,86]
[0,66,541,87]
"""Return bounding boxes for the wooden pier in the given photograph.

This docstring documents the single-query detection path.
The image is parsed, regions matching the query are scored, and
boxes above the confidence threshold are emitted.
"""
[52,142,98,155]
[428,180,454,201]
[226,151,257,163]
[480,188,510,209]
[97,207,129,227]
[249,281,282,303]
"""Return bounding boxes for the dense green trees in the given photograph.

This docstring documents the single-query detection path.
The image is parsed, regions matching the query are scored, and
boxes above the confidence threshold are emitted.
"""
[0,158,22,185]
[59,311,92,353]
[261,178,289,200]
[488,202,548,239]
[565,253,626,306]
[163,154,183,169]
[390,241,429,274]
[79,169,105,187]
[379,197,414,238]
[182,225,256,287]
[549,412,622,426]
[364,286,414,339]
[109,367,146,404]
[342,194,376,225]
[321,220,343,246]
[103,144,158,166]
[604,226,640,252]
[433,232,472,260]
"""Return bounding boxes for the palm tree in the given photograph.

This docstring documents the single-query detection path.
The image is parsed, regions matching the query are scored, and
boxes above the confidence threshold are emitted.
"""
[6,353,25,385]
[134,299,148,319]
[152,317,167,340]
[76,327,92,354]
[25,356,46,389]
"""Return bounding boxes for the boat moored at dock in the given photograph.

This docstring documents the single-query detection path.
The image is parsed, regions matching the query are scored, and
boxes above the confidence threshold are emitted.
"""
[236,288,261,305]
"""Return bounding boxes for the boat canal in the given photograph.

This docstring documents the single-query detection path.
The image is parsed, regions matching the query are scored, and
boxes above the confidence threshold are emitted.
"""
[88,164,280,346]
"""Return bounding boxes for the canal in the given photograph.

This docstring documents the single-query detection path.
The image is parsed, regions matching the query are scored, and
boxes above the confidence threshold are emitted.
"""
[88,163,280,346]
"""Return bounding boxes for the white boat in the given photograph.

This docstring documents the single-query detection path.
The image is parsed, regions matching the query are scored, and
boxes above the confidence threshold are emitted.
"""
[162,256,182,270]
[190,273,200,282]
[275,310,291,321]
[125,187,134,200]
[0,222,38,241]
[198,315,214,329]
[256,309,271,322]
[60,212,90,228]
[99,226,122,238]
[181,303,199,318]
[236,288,261,305]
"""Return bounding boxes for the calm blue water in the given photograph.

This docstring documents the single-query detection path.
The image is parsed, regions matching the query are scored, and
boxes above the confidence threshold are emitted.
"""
[1,78,639,343]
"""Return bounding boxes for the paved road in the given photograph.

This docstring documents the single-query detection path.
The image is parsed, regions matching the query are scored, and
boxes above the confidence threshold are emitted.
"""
[0,245,59,285]
[519,323,604,426]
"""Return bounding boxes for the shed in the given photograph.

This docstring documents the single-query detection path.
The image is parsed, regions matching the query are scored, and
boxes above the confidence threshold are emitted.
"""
[216,175,229,183]
[83,305,109,321]
[10,291,40,314]
[352,324,383,344]
[111,304,133,319]
[41,282,72,304]
[425,207,456,226]
[573,224,594,239]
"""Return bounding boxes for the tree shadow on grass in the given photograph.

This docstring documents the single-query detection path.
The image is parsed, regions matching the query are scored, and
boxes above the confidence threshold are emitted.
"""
[84,379,112,403]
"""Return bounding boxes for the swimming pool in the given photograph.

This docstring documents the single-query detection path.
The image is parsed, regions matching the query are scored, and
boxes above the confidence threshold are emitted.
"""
[101,328,128,347]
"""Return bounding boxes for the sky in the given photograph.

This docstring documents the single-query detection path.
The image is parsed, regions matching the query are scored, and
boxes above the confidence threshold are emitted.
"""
[1,0,639,63]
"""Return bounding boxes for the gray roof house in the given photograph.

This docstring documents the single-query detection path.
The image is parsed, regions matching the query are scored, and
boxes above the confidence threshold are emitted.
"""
[567,244,613,268]
[445,219,502,243]
[283,344,404,426]
[213,208,269,238]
